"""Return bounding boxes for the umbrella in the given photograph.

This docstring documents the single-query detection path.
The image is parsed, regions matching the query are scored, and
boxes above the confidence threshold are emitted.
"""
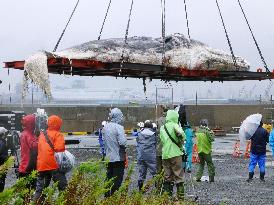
[239,114,262,145]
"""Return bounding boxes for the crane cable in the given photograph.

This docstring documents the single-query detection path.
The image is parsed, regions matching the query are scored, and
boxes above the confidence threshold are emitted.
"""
[120,0,134,67]
[215,0,239,70]
[53,0,80,52]
[183,0,191,44]
[124,0,134,45]
[98,0,112,40]
[237,0,270,74]
[160,0,166,66]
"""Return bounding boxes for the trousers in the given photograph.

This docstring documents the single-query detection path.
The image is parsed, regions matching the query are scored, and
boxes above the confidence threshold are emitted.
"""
[0,173,6,192]
[196,152,215,179]
[34,170,67,201]
[185,143,193,170]
[105,161,125,197]
[162,155,184,184]
[19,172,37,190]
[249,153,266,173]
[138,159,156,182]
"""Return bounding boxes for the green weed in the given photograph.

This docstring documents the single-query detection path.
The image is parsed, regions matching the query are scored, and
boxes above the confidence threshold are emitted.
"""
[0,159,196,205]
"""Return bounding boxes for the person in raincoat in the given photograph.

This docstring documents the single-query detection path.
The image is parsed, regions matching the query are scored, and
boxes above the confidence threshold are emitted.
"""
[195,119,215,183]
[247,121,269,182]
[34,115,67,202]
[156,107,168,174]
[102,108,127,196]
[262,123,272,133]
[183,123,194,173]
[160,110,186,200]
[132,128,139,137]
[177,104,194,172]
[269,128,274,157]
[0,127,8,192]
[19,114,38,189]
[98,121,106,160]
[136,120,157,191]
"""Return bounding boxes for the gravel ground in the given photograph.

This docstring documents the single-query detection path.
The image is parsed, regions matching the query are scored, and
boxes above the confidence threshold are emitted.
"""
[5,147,274,205]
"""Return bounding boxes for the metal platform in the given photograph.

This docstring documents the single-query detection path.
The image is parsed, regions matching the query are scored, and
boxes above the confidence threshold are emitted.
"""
[4,57,274,81]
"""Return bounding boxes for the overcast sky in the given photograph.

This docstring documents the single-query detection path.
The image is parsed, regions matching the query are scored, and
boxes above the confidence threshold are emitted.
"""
[0,0,274,101]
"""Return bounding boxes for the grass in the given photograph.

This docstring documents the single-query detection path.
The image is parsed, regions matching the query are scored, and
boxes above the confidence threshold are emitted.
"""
[0,159,196,205]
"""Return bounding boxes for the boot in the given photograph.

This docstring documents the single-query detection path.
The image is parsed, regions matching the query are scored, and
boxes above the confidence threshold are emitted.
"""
[260,172,265,182]
[138,180,144,191]
[176,182,184,201]
[162,181,173,197]
[246,172,254,182]
[194,177,201,182]
[209,176,214,183]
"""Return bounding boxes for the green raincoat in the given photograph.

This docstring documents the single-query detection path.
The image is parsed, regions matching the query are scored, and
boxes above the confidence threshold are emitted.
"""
[196,126,215,154]
[160,110,185,160]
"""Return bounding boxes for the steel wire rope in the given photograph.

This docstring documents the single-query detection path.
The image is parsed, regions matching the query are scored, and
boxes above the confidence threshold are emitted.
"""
[183,0,193,70]
[160,0,166,66]
[98,0,112,40]
[53,0,80,52]
[237,0,270,74]
[183,0,191,43]
[215,0,239,70]
[120,0,134,68]
[124,0,134,45]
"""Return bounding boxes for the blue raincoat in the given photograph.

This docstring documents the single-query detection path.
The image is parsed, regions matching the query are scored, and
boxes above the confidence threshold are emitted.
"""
[269,129,274,157]
[183,124,194,170]
[98,128,106,159]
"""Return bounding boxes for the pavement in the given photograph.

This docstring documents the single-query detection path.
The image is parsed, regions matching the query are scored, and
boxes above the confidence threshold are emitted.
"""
[65,133,273,156]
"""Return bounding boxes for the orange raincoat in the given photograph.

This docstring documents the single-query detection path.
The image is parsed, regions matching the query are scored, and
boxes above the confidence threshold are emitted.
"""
[37,115,65,172]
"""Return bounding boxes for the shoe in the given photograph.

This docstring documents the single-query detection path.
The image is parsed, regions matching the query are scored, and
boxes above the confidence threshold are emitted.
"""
[246,172,254,183]
[176,182,184,201]
[194,177,201,182]
[138,180,144,191]
[260,172,265,182]
[246,178,253,182]
[162,181,173,197]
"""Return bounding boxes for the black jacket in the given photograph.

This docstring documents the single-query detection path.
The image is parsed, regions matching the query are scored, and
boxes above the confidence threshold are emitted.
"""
[0,138,8,165]
[251,127,269,155]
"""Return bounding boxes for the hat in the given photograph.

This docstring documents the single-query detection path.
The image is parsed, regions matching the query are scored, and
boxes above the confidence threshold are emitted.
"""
[144,120,153,128]
[0,127,8,135]
[102,121,107,126]
[137,122,144,128]
[200,119,209,127]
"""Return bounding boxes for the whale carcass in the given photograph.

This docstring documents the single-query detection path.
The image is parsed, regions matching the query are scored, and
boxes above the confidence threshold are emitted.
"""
[23,33,250,98]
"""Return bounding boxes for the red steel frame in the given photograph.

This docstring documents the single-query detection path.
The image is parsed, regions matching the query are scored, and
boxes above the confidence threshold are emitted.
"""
[3,57,274,81]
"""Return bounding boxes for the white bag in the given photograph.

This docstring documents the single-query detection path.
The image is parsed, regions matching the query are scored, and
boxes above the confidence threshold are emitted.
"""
[55,150,75,173]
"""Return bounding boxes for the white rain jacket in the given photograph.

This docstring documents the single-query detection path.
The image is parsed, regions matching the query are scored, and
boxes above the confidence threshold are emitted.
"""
[102,108,127,162]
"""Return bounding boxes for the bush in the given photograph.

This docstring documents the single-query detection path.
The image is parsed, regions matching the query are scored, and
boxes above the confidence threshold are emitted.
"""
[0,159,196,205]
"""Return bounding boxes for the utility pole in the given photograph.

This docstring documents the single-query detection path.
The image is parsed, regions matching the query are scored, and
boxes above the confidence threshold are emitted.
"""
[155,87,158,123]
[32,84,34,112]
[195,91,198,106]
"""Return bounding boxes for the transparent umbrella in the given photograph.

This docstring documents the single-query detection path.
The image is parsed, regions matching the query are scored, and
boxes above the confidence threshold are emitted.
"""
[239,114,262,149]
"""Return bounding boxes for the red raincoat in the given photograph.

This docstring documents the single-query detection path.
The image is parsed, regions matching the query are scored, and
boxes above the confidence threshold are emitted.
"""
[19,114,38,173]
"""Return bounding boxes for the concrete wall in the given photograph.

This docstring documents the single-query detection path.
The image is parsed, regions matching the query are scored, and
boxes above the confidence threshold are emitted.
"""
[0,104,272,132]
[185,105,270,130]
